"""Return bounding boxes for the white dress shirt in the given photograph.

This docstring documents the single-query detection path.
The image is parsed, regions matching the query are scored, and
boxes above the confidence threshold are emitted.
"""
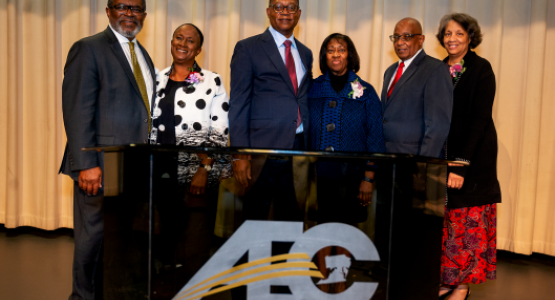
[109,25,154,107]
[268,25,306,134]
[387,48,424,92]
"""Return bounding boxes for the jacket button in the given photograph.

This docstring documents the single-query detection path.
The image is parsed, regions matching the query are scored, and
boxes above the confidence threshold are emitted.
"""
[325,146,334,152]
[143,140,147,144]
[383,119,387,123]
[328,101,337,108]
[326,123,336,132]
[144,119,148,123]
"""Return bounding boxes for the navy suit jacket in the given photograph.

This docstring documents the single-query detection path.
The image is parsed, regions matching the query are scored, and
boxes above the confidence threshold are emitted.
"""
[59,27,156,180]
[229,28,313,149]
[381,50,453,158]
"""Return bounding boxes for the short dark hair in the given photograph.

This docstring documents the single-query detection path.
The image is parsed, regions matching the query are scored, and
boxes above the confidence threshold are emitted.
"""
[268,0,300,7]
[319,33,360,74]
[173,23,205,47]
[436,13,483,49]
[107,0,146,10]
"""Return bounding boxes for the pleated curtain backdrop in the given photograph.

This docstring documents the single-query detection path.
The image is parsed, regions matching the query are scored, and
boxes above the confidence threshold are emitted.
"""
[0,0,554,256]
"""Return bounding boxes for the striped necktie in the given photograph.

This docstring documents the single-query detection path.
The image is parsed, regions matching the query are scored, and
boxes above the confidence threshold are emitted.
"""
[128,42,151,130]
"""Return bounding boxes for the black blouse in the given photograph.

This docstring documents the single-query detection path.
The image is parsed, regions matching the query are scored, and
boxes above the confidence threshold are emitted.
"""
[445,50,501,208]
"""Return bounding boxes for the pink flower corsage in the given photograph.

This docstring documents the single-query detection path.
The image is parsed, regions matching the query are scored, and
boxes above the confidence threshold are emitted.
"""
[449,59,466,79]
[185,69,204,89]
[348,78,366,99]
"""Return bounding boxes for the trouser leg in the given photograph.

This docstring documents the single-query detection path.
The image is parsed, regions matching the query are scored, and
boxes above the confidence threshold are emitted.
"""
[69,181,104,300]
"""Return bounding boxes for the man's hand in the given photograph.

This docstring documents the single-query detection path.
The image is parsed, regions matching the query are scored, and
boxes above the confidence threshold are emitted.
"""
[232,155,251,187]
[358,181,373,206]
[79,167,103,196]
[190,167,208,195]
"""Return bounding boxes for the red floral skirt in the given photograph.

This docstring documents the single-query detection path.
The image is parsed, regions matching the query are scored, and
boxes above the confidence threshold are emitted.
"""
[440,204,497,285]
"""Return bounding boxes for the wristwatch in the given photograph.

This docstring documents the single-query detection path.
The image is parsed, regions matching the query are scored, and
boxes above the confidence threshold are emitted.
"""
[200,164,212,172]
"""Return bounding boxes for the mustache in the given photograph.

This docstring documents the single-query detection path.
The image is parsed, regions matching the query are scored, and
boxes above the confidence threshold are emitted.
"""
[119,17,138,24]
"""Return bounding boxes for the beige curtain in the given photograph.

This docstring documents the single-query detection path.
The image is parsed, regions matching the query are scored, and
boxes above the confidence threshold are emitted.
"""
[0,0,554,256]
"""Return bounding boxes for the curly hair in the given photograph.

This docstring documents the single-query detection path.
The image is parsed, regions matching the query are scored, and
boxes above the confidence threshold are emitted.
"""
[436,13,483,49]
[319,33,360,75]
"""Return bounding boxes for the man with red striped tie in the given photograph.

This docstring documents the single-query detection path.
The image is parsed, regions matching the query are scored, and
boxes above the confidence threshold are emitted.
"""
[229,0,313,221]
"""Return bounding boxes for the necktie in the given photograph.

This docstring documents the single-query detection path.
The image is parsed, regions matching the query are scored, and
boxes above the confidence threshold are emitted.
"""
[387,61,405,99]
[284,40,302,129]
[128,42,151,130]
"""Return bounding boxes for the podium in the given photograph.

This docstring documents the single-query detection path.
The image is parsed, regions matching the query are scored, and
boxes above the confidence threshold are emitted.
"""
[90,145,456,300]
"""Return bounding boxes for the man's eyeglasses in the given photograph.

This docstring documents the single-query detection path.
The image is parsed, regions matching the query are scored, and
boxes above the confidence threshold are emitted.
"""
[109,5,146,15]
[270,3,299,14]
[389,34,422,42]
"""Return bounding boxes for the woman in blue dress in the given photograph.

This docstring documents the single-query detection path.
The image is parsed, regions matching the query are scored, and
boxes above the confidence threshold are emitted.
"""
[309,33,385,224]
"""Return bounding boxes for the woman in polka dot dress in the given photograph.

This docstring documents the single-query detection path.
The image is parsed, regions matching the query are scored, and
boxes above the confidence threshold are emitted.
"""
[149,23,230,197]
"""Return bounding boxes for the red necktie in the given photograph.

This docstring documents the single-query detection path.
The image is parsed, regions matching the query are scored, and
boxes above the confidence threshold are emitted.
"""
[284,40,302,128]
[387,61,405,99]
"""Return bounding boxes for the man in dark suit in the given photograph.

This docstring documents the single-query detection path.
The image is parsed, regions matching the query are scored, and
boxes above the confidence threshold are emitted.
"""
[229,0,313,220]
[59,1,155,299]
[381,17,453,158]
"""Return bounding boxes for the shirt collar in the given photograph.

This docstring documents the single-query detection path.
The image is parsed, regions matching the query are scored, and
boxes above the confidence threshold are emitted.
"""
[268,25,297,49]
[109,24,137,45]
[398,48,423,66]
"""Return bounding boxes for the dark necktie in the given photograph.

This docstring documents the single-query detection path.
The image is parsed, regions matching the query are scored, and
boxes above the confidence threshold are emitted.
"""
[284,40,302,129]
[387,61,405,99]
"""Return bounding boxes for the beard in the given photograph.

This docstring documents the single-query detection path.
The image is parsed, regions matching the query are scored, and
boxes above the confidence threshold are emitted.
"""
[113,17,143,38]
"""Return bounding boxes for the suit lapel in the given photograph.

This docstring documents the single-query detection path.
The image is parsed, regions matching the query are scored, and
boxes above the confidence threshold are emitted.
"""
[261,29,297,96]
[296,39,310,90]
[382,65,396,110]
[387,50,427,102]
[138,41,157,112]
[104,27,145,109]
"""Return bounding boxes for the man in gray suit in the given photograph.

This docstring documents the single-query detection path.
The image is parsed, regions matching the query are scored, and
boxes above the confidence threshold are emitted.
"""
[381,17,452,158]
[59,0,155,299]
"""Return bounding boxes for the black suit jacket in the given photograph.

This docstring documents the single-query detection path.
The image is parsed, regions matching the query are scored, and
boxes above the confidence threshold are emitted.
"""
[59,27,156,180]
[445,51,501,208]
[381,50,453,158]
[229,28,313,149]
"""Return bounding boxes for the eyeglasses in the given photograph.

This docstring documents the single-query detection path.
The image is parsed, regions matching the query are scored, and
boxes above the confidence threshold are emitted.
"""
[389,34,422,42]
[270,3,299,14]
[109,5,146,15]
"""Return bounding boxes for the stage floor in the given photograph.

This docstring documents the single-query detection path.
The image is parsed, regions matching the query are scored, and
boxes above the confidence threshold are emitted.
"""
[0,224,554,300]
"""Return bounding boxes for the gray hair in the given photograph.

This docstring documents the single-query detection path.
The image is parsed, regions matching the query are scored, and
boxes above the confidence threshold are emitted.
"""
[436,13,483,49]
[107,0,146,10]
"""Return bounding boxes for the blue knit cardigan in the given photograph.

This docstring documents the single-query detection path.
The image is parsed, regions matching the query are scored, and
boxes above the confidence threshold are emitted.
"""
[309,71,385,154]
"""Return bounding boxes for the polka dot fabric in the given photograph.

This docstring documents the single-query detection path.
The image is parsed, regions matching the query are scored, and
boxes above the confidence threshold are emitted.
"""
[150,65,230,187]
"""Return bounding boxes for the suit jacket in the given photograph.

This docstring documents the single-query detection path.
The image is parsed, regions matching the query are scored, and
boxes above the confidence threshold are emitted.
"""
[444,50,501,208]
[381,50,453,158]
[229,28,313,149]
[59,26,156,181]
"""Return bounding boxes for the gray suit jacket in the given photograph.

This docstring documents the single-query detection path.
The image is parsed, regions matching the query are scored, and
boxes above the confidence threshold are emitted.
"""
[381,50,453,158]
[59,27,156,180]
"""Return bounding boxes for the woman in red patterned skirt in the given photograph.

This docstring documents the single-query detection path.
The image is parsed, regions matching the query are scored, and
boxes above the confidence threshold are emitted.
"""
[435,13,501,300]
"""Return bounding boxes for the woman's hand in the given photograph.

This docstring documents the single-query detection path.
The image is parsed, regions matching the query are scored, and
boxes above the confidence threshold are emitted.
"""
[189,167,208,195]
[447,163,465,189]
[358,181,373,206]
[447,173,464,189]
